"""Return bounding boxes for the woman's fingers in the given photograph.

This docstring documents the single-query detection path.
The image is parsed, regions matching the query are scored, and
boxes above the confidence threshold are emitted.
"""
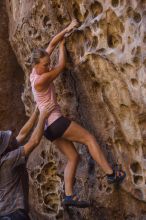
[66,19,79,32]
[40,103,56,118]
[48,103,56,115]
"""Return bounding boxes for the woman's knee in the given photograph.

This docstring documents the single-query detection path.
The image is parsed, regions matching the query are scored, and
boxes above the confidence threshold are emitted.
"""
[68,152,80,164]
[84,133,96,146]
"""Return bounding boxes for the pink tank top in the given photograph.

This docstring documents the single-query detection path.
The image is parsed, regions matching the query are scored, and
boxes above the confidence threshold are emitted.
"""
[30,68,62,126]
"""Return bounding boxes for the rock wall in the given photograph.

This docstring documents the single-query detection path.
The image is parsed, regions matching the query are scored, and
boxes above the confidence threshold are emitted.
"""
[0,0,26,134]
[5,0,146,219]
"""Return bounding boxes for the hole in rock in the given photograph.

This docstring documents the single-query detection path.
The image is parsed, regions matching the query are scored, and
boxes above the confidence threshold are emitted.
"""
[73,3,84,22]
[41,150,46,159]
[97,48,106,53]
[136,46,141,56]
[131,78,138,87]
[28,30,32,36]
[143,33,146,43]
[31,28,37,35]
[51,204,58,211]
[57,15,68,25]
[37,173,46,183]
[133,175,143,185]
[43,16,50,26]
[84,10,89,19]
[130,162,142,174]
[35,35,42,41]
[40,162,44,167]
[84,26,92,39]
[120,67,125,72]
[90,71,96,78]
[44,195,53,205]
[98,184,102,191]
[42,161,56,174]
[128,36,132,44]
[52,2,60,8]
[134,189,143,200]
[133,12,141,23]
[80,46,84,57]
[107,34,122,48]
[42,182,56,192]
[92,81,100,91]
[120,21,125,33]
[44,194,56,205]
[91,36,98,49]
[111,0,119,7]
[30,168,40,179]
[30,172,34,179]
[106,187,112,193]
[133,57,140,66]
[90,1,103,17]
[127,7,134,18]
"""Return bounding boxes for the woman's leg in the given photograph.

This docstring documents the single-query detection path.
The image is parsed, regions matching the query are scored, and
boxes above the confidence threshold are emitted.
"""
[62,121,113,175]
[53,137,80,196]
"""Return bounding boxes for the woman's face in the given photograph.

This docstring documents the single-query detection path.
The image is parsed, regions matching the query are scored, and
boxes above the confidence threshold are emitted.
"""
[36,56,50,75]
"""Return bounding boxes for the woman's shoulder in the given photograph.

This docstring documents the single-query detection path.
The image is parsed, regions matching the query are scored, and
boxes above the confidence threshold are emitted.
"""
[30,68,39,81]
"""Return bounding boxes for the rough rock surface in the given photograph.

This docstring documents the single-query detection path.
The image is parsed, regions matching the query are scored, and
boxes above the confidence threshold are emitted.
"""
[5,0,146,219]
[0,0,26,133]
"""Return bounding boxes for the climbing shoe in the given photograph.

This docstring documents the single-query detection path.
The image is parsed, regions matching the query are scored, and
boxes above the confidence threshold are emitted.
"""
[107,165,126,184]
[62,195,91,208]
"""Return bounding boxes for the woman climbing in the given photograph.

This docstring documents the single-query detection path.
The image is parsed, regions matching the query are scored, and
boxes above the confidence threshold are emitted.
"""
[30,20,126,207]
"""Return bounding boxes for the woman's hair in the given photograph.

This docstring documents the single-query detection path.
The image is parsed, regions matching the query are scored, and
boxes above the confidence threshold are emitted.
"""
[31,48,49,65]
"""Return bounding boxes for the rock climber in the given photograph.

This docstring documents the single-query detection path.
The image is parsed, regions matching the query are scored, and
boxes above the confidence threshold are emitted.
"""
[30,19,126,208]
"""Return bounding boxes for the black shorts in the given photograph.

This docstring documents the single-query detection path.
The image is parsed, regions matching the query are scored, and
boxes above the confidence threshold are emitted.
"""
[44,116,71,142]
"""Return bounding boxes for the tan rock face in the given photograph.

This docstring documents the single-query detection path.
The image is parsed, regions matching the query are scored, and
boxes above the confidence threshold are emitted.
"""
[5,0,146,219]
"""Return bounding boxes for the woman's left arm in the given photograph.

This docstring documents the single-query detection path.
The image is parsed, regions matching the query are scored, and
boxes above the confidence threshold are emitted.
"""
[16,107,39,144]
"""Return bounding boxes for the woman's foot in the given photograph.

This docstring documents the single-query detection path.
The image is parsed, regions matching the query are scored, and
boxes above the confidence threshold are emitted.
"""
[62,194,91,208]
[106,165,126,184]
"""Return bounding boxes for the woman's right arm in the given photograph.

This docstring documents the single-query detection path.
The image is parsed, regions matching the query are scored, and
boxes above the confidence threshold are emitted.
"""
[35,40,66,91]
[46,19,78,56]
